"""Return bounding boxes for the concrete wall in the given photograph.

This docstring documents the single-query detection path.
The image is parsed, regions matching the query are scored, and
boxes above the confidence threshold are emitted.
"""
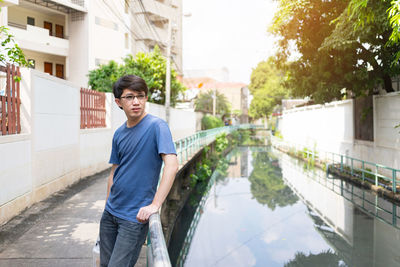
[0,68,202,225]
[279,94,400,170]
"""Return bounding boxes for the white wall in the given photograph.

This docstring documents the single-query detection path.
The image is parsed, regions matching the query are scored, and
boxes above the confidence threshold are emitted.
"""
[0,68,202,225]
[279,94,400,170]
[280,153,354,245]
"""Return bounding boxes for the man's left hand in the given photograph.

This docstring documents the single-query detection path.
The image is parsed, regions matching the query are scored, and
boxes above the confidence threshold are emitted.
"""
[136,204,159,223]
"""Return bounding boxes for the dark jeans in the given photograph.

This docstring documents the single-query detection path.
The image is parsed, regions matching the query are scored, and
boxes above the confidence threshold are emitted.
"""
[100,210,148,267]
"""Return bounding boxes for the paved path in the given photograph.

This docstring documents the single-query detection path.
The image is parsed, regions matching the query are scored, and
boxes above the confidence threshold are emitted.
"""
[0,170,146,267]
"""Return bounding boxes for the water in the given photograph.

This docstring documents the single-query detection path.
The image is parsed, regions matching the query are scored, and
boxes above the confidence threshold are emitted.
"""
[169,146,400,267]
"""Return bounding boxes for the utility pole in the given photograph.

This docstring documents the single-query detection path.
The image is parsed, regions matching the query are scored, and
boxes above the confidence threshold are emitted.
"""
[165,20,172,125]
[213,88,216,116]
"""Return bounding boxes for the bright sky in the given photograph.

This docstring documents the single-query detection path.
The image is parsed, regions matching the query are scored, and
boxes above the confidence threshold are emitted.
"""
[182,0,279,84]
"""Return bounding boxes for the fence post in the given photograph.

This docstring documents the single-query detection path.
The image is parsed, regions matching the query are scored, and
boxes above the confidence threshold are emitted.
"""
[362,161,365,182]
[16,66,21,133]
[340,155,343,172]
[185,138,188,162]
[351,158,354,176]
[179,140,182,164]
[393,170,397,193]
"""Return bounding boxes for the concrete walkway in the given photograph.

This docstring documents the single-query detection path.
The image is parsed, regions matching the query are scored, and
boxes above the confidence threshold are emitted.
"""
[0,169,146,267]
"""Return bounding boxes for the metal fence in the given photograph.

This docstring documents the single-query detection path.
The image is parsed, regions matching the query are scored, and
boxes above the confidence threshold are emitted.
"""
[80,88,106,129]
[0,64,21,136]
[147,124,263,267]
[270,136,400,193]
[279,153,400,229]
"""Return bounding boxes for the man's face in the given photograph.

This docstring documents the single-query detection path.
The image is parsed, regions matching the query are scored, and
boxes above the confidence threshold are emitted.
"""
[116,89,148,121]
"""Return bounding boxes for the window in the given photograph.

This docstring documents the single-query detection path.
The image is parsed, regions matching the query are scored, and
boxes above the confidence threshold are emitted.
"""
[44,62,53,75]
[55,24,64,38]
[44,21,53,36]
[56,64,64,79]
[27,17,35,26]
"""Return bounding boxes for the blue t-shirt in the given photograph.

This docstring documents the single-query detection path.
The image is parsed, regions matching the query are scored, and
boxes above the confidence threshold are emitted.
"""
[106,114,176,223]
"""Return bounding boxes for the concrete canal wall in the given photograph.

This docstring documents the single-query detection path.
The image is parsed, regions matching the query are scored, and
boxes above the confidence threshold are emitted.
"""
[279,152,400,266]
[0,69,202,225]
[279,92,400,171]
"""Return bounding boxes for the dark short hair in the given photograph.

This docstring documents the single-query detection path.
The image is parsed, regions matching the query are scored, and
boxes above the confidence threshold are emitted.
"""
[112,75,148,99]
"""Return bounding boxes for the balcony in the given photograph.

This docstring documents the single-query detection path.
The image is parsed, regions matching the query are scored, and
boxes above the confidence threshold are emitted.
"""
[136,24,168,46]
[8,22,69,57]
[21,0,87,13]
[133,0,174,23]
[0,0,18,7]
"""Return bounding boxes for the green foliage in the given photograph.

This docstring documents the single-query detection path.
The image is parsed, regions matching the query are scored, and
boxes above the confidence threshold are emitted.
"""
[348,0,400,61]
[190,163,212,188]
[87,46,186,106]
[214,157,230,179]
[201,114,224,130]
[395,123,400,133]
[249,57,289,119]
[87,60,120,92]
[215,133,228,152]
[248,152,298,209]
[285,250,343,267]
[194,90,231,116]
[270,0,400,103]
[0,26,29,67]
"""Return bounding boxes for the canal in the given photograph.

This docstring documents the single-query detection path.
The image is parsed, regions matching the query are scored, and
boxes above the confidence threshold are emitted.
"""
[169,146,400,267]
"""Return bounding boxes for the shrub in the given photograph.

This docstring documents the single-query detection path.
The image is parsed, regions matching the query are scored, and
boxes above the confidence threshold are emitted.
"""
[201,115,224,130]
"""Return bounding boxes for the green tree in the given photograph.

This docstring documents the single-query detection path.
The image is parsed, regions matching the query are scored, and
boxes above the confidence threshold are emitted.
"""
[347,0,400,59]
[248,152,298,210]
[87,60,121,92]
[321,0,399,94]
[0,2,29,67]
[194,90,231,116]
[249,57,288,119]
[285,250,344,267]
[270,0,400,103]
[201,114,224,130]
[88,46,185,106]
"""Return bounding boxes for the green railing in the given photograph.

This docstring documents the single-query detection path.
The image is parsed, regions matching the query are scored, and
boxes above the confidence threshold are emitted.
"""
[270,136,400,193]
[174,124,261,165]
[147,124,262,267]
[279,152,400,230]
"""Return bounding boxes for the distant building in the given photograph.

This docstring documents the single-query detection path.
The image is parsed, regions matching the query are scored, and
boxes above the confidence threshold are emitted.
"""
[184,67,230,82]
[182,76,249,121]
[0,0,183,87]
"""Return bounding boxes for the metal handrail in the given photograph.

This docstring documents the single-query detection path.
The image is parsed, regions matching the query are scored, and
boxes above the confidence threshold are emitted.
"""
[270,136,400,193]
[279,153,400,229]
[147,213,171,267]
[147,124,262,267]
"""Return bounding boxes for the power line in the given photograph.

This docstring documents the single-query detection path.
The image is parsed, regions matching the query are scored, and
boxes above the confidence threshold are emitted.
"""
[135,0,182,73]
[100,0,182,73]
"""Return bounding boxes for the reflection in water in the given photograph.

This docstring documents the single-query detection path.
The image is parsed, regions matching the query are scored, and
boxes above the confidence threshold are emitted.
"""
[285,249,344,267]
[248,151,298,210]
[170,147,400,267]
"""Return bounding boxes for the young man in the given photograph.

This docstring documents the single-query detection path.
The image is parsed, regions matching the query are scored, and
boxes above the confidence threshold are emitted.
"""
[100,75,179,267]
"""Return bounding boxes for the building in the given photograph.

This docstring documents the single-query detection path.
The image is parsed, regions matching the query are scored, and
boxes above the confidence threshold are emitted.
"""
[0,0,183,87]
[183,76,249,122]
[184,67,230,82]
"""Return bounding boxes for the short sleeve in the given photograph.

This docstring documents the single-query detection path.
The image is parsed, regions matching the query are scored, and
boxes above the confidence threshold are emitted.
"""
[156,121,177,155]
[109,134,120,164]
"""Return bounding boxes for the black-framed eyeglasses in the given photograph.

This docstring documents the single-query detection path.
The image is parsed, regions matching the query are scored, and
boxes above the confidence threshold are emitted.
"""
[120,94,146,101]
